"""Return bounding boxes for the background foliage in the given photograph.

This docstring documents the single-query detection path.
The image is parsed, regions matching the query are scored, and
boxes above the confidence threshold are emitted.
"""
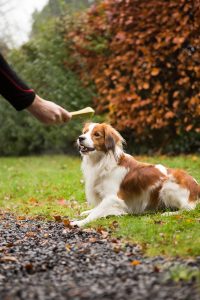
[0,0,199,155]
[0,0,96,156]
[65,0,200,154]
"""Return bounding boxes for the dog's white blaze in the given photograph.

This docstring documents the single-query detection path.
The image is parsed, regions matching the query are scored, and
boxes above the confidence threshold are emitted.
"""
[155,164,168,176]
[81,123,97,148]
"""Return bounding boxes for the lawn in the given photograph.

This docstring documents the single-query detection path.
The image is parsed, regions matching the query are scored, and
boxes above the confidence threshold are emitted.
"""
[0,155,199,257]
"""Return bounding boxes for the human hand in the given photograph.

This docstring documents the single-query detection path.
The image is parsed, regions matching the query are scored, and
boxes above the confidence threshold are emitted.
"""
[27,95,71,124]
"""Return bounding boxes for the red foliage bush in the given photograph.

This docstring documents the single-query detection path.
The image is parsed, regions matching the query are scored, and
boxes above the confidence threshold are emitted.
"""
[64,0,200,153]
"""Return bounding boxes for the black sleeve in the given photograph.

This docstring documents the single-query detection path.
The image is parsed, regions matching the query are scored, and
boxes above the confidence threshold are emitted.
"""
[0,53,36,111]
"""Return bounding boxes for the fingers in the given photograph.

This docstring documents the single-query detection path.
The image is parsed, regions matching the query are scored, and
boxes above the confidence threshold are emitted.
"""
[52,108,71,124]
[27,95,72,125]
[60,108,72,123]
[39,106,71,124]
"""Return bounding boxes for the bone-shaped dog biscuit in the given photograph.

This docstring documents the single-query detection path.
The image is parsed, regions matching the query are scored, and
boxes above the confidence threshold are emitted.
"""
[71,107,95,119]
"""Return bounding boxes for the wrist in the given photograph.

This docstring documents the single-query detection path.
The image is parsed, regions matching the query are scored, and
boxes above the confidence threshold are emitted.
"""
[27,95,42,112]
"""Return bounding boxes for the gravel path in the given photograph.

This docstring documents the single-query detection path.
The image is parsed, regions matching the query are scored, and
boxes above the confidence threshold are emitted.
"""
[0,212,199,300]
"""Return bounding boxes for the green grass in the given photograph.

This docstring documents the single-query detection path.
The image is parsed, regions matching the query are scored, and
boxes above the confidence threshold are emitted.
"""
[0,155,200,257]
[164,264,200,283]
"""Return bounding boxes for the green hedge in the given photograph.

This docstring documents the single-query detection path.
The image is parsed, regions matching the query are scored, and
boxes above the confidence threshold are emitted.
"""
[0,18,96,156]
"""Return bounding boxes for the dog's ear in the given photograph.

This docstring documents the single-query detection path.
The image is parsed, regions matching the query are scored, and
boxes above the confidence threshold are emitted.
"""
[104,124,126,160]
[105,129,115,153]
[104,124,119,153]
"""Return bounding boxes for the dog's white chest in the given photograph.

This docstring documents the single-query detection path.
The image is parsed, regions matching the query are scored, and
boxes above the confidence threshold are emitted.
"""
[94,166,127,197]
[82,157,127,206]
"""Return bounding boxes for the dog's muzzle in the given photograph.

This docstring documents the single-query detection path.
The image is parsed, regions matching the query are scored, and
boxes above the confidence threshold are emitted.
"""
[77,136,95,154]
[79,144,95,154]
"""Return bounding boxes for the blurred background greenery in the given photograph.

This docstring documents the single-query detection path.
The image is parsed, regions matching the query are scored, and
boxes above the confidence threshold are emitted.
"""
[0,0,97,155]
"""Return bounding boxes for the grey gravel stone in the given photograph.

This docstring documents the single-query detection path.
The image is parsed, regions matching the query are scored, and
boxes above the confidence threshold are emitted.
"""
[0,212,199,300]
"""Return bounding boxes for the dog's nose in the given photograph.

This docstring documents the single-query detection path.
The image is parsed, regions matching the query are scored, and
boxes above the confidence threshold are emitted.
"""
[79,135,86,142]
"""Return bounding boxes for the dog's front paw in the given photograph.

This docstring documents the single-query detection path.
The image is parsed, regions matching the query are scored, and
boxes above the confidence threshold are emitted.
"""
[80,209,92,217]
[161,211,180,216]
[70,220,86,227]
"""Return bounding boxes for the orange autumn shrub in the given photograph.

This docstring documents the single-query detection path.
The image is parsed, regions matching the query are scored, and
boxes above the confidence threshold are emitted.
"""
[64,0,200,153]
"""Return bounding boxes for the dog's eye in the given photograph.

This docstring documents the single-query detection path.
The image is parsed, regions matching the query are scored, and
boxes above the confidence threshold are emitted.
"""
[94,132,101,137]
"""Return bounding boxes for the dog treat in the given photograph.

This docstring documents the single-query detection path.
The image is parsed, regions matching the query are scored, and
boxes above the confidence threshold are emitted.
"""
[71,107,95,119]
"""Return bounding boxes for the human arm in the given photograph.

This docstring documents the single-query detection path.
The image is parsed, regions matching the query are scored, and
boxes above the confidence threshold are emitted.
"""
[0,53,71,124]
[27,95,71,124]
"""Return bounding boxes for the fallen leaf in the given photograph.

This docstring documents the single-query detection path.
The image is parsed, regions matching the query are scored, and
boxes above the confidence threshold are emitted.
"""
[131,260,141,266]
[186,219,192,223]
[96,225,106,234]
[17,216,26,221]
[53,215,62,222]
[153,265,160,272]
[101,230,109,239]
[57,199,68,206]
[66,244,71,252]
[154,220,165,225]
[113,246,121,253]
[110,238,119,243]
[63,218,73,229]
[109,220,119,230]
[24,263,33,271]
[29,197,38,204]
[6,242,14,248]
[174,215,182,219]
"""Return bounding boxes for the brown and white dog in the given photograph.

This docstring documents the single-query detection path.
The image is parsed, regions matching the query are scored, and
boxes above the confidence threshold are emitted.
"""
[71,123,200,226]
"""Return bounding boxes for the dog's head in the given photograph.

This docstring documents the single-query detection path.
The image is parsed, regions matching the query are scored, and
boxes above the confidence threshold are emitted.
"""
[77,123,125,160]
